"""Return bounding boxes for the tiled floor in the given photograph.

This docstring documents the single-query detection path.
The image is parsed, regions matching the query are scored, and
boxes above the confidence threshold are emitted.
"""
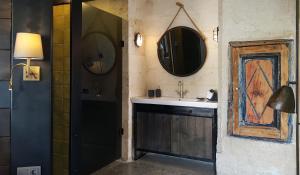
[92,153,215,175]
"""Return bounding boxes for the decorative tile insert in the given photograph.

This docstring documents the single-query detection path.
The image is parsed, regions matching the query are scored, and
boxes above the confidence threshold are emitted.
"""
[53,4,70,175]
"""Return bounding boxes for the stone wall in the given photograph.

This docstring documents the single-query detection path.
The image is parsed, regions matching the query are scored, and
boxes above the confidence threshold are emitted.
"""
[134,0,219,98]
[86,0,128,20]
[217,0,296,175]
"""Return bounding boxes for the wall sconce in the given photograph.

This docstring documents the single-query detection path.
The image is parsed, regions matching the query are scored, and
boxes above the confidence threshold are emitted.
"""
[9,32,44,90]
[267,81,296,113]
[134,33,143,47]
[213,27,219,42]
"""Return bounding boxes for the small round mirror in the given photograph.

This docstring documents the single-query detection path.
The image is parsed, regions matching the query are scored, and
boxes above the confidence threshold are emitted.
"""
[82,33,116,75]
[157,26,207,77]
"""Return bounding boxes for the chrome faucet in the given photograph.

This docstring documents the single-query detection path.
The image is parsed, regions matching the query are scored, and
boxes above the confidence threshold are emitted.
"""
[176,81,188,98]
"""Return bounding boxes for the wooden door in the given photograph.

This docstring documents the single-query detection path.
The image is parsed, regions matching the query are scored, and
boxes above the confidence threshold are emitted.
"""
[171,116,213,160]
[136,112,171,153]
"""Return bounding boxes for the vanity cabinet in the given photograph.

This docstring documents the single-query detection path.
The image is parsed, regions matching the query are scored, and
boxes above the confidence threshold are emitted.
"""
[133,103,217,162]
[171,115,213,159]
[136,113,171,153]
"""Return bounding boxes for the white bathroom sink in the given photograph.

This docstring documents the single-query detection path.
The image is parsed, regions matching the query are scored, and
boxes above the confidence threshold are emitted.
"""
[157,97,199,102]
[131,97,218,109]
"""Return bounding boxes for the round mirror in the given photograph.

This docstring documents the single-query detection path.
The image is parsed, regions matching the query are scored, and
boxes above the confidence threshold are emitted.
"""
[157,26,207,77]
[82,33,116,75]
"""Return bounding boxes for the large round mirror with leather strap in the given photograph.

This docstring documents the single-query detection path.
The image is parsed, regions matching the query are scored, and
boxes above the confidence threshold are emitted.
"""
[157,2,207,77]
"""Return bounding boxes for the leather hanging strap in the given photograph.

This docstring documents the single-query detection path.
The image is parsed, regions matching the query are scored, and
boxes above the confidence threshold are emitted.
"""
[164,2,206,40]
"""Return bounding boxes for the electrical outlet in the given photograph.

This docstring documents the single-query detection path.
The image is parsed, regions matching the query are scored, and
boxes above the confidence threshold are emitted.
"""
[17,166,41,175]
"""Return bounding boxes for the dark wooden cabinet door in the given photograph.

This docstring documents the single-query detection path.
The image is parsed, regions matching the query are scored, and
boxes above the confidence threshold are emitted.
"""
[171,116,213,160]
[136,112,171,152]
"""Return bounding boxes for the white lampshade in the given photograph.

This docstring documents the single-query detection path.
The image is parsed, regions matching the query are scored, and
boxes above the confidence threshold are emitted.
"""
[14,33,44,60]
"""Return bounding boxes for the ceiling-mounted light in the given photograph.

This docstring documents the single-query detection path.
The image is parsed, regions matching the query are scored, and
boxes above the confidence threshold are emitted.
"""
[134,33,143,47]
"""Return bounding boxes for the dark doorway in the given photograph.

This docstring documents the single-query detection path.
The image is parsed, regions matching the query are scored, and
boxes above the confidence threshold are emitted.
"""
[70,2,123,174]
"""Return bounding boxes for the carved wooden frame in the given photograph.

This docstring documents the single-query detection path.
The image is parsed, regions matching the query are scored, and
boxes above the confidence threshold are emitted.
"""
[228,40,293,142]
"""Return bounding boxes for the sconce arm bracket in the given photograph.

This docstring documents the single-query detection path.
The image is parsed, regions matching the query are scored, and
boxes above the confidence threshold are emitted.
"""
[9,63,27,90]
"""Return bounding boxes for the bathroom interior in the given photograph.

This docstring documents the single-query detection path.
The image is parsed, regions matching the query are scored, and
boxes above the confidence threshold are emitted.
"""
[0,0,299,175]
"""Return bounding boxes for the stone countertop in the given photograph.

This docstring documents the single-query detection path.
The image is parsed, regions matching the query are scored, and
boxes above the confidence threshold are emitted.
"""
[131,97,218,109]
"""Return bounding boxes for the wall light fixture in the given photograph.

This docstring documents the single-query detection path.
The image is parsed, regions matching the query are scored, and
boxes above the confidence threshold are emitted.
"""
[9,32,44,90]
[134,33,143,47]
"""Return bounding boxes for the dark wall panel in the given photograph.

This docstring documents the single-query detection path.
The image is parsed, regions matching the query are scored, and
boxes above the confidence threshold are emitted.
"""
[0,19,11,50]
[0,109,10,137]
[0,138,10,166]
[12,0,52,175]
[0,1,11,175]
[70,1,82,174]
[0,82,11,108]
[0,0,11,18]
[0,166,9,175]
[0,50,11,80]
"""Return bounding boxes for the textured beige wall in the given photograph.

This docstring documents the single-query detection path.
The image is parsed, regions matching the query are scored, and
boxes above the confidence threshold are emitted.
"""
[121,19,130,161]
[217,0,296,175]
[123,0,147,161]
[134,0,219,98]
[86,0,128,20]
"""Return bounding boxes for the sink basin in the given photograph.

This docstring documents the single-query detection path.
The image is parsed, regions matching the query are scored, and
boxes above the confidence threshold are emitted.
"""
[131,97,218,109]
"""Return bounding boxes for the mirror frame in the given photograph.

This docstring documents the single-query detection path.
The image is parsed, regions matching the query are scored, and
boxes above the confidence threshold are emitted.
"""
[157,26,207,77]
